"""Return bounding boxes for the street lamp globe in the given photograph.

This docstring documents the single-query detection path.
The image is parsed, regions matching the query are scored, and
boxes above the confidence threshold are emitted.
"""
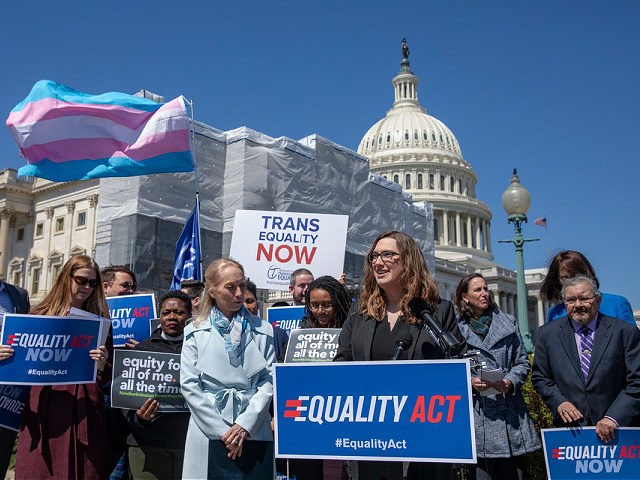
[501,169,531,216]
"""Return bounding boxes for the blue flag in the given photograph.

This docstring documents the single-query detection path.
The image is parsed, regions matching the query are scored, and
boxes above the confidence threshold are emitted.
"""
[170,202,201,290]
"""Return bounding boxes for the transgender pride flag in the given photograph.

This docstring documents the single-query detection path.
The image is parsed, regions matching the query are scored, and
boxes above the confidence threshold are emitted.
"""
[6,80,194,181]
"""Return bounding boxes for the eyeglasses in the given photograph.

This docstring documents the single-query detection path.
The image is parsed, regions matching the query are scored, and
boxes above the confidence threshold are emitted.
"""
[564,294,597,306]
[244,298,257,304]
[367,251,400,263]
[114,281,137,292]
[71,275,99,288]
[310,303,334,312]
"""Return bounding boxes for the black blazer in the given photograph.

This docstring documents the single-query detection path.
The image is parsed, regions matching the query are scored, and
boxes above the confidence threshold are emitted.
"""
[2,281,30,314]
[532,314,640,427]
[334,298,462,361]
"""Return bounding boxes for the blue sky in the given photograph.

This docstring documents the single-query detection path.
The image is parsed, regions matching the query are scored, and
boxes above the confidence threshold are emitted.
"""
[1,1,638,308]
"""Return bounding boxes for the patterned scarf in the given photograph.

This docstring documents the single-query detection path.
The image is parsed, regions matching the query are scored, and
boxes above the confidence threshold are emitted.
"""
[468,309,493,340]
[209,306,248,355]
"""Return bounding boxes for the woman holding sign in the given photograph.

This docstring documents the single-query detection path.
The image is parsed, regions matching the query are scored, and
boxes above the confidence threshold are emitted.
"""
[280,275,351,480]
[14,255,112,480]
[126,290,192,480]
[454,273,540,480]
[334,230,463,480]
[181,259,275,479]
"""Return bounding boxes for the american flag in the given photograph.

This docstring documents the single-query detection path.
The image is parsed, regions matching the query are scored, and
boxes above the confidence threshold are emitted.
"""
[533,217,548,229]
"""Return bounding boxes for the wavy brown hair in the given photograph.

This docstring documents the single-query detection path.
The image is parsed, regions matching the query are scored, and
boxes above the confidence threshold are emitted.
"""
[539,250,599,303]
[194,258,245,326]
[31,255,109,317]
[357,231,440,324]
[454,273,498,320]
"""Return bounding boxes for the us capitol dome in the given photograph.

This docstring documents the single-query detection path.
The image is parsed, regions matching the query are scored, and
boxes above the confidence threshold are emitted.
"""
[358,40,494,269]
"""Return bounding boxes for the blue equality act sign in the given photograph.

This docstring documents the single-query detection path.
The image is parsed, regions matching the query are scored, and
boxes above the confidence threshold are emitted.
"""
[274,360,475,462]
[267,305,305,337]
[107,294,157,347]
[0,314,102,385]
[542,427,640,479]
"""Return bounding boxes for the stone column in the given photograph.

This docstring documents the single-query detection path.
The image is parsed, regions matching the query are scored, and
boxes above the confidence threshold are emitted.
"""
[485,220,492,253]
[537,297,545,326]
[466,216,472,247]
[0,208,13,280]
[89,194,98,258]
[455,212,462,247]
[65,201,76,254]
[442,211,449,245]
[475,217,481,249]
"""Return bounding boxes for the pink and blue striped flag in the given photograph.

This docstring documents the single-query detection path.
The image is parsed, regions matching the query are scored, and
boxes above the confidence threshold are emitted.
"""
[6,80,194,181]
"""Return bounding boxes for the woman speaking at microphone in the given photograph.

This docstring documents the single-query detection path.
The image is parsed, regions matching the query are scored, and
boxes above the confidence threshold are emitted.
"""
[334,230,463,480]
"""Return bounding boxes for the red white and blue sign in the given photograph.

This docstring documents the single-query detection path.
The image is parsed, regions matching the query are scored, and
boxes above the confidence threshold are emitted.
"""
[0,314,102,385]
[273,360,475,462]
[267,306,305,337]
[107,294,157,347]
[542,427,640,479]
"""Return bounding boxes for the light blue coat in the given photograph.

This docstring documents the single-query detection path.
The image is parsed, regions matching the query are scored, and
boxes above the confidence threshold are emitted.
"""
[459,309,541,458]
[180,311,275,479]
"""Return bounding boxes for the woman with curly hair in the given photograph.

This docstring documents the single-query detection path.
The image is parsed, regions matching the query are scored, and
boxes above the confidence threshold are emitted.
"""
[334,230,463,480]
[282,275,352,480]
[301,275,351,329]
[14,255,112,479]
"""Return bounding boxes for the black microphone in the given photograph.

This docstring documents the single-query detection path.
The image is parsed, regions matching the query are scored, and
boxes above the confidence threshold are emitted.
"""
[408,298,464,357]
[391,329,413,360]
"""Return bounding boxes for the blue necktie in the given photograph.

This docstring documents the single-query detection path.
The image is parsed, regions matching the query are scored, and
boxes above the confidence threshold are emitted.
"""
[580,326,593,380]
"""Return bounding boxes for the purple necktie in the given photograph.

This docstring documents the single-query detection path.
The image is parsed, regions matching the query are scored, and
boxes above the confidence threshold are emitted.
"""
[580,326,593,380]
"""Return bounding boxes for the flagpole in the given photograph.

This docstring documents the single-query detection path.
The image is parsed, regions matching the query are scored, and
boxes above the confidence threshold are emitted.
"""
[184,96,203,281]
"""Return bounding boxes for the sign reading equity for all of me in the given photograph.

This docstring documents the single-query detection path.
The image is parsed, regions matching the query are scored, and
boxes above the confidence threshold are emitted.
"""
[107,294,157,347]
[229,210,349,291]
[111,349,187,412]
[0,314,103,385]
[284,328,341,363]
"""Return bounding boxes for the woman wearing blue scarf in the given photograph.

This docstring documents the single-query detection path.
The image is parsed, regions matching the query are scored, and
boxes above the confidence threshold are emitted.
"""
[181,259,276,479]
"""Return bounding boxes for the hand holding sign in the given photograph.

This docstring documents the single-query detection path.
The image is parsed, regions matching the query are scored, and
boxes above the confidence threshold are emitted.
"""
[89,345,109,372]
[0,344,14,362]
[136,397,159,421]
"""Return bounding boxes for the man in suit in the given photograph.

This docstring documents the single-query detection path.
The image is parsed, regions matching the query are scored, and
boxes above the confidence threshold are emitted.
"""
[0,279,30,479]
[532,274,640,443]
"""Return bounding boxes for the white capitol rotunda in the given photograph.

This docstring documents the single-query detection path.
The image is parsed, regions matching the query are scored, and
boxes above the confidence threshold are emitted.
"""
[358,46,493,269]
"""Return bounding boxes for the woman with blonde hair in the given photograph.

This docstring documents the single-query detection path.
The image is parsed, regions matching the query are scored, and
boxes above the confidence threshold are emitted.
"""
[334,230,463,479]
[181,258,275,479]
[13,254,111,479]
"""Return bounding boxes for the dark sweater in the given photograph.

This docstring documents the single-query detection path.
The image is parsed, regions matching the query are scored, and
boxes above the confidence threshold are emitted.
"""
[126,329,190,449]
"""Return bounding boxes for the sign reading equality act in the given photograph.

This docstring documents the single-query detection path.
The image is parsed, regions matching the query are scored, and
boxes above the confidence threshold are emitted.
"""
[0,314,101,385]
[542,427,640,479]
[107,294,157,347]
[274,360,475,463]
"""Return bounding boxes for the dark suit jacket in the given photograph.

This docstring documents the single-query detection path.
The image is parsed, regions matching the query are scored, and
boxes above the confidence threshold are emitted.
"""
[532,314,640,427]
[2,281,30,314]
[334,298,462,361]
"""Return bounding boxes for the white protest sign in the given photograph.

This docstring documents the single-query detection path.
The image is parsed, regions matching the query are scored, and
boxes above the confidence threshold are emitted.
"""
[229,210,348,291]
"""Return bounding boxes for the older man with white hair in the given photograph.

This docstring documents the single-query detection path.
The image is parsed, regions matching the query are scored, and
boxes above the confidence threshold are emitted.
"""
[532,274,640,443]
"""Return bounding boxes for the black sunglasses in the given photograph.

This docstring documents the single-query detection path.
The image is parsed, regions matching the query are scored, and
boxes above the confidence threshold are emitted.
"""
[115,281,137,292]
[71,275,99,288]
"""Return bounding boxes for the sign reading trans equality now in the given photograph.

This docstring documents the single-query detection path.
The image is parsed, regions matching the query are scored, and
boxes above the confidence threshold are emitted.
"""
[273,360,476,463]
[229,210,348,291]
